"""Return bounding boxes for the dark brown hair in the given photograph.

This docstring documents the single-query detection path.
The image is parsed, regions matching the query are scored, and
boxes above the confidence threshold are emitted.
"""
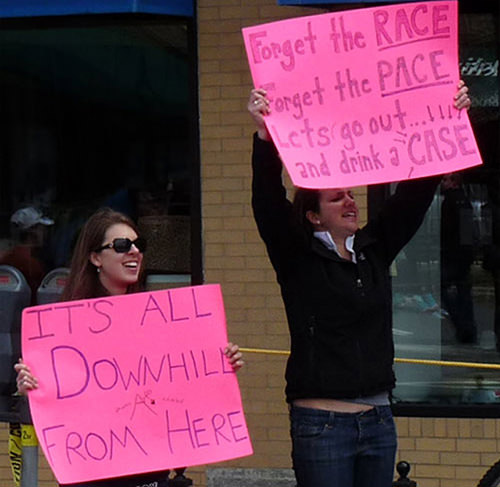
[61,208,144,301]
[292,187,321,238]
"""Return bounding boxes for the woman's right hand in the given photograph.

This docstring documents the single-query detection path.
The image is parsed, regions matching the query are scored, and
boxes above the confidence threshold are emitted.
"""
[14,359,38,395]
[248,89,272,141]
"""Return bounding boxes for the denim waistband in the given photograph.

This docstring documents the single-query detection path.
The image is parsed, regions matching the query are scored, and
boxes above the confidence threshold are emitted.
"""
[289,403,392,419]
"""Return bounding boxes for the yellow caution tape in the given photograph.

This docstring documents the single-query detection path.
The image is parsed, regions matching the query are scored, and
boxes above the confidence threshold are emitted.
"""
[8,423,22,487]
[239,347,500,370]
[21,424,38,447]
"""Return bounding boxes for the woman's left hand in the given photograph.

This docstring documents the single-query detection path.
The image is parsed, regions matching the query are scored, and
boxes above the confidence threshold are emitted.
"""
[224,342,244,372]
[454,80,471,111]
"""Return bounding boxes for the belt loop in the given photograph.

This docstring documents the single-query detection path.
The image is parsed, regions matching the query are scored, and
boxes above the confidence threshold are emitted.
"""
[375,405,387,424]
[328,410,335,424]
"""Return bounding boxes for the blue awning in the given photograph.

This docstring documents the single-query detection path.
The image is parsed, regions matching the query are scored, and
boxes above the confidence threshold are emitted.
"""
[0,0,193,18]
[278,0,437,4]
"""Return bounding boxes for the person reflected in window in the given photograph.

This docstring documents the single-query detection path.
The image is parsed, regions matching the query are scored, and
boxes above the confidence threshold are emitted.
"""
[0,207,54,302]
[248,81,471,487]
[440,172,477,344]
[14,207,243,487]
[483,180,500,352]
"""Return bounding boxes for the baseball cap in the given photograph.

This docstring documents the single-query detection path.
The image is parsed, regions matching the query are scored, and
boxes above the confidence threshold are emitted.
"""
[10,207,54,230]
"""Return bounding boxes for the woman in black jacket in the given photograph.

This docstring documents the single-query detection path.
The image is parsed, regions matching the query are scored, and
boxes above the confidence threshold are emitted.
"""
[248,82,471,487]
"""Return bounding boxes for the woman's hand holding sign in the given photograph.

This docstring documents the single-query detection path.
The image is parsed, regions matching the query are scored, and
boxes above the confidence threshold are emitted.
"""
[248,89,271,142]
[14,358,38,395]
[225,342,244,371]
[454,80,471,111]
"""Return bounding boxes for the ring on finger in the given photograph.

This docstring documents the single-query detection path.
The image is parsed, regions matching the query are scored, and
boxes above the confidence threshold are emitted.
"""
[253,100,259,105]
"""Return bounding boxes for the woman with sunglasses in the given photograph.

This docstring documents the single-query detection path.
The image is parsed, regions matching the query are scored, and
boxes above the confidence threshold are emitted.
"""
[14,207,244,487]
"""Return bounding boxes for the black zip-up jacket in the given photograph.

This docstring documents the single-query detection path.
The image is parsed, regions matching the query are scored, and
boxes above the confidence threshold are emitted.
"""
[251,134,440,402]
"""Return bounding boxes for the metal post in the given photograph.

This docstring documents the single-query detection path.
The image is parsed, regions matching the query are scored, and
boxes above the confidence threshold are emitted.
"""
[20,442,38,487]
[392,461,417,487]
[19,397,38,487]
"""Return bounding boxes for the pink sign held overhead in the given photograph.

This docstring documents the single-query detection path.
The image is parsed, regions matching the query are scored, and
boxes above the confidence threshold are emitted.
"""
[22,285,252,485]
[243,1,482,188]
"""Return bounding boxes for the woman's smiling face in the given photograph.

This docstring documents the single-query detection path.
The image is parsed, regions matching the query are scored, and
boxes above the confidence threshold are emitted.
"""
[90,223,143,295]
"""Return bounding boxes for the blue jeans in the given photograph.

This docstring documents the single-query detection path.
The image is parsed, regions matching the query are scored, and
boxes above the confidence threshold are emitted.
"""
[290,405,397,487]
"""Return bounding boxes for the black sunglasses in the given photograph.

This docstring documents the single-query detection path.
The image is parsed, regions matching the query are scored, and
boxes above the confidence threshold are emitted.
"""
[96,237,147,254]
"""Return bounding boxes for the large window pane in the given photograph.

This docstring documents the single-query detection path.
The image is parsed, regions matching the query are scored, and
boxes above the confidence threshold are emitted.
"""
[389,5,500,410]
[0,17,198,296]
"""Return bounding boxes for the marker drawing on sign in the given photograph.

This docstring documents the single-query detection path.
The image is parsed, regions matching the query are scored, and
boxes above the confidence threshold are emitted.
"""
[22,285,252,484]
[242,1,481,188]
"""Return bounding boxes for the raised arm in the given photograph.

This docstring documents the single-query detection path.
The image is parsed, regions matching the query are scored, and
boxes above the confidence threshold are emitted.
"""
[248,90,301,275]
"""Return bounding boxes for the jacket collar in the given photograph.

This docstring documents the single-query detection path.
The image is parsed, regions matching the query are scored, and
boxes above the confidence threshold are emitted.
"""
[314,231,356,262]
[311,228,377,261]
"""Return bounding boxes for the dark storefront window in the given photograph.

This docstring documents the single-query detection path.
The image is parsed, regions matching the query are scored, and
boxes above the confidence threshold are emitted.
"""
[374,2,500,414]
[0,15,200,298]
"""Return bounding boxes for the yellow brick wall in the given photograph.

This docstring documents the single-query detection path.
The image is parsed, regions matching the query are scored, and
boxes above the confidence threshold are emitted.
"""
[395,417,500,487]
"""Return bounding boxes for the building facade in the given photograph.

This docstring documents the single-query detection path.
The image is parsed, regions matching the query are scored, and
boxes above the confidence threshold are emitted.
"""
[0,0,499,486]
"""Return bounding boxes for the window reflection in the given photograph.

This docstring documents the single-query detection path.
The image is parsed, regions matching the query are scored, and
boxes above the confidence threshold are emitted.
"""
[0,19,194,292]
[388,4,500,409]
[392,176,500,405]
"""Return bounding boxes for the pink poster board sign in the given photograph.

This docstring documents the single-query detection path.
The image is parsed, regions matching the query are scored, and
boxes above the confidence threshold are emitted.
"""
[21,284,252,485]
[243,1,482,188]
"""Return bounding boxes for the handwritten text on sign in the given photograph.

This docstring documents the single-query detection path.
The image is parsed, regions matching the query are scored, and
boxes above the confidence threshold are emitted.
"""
[22,285,252,485]
[243,1,482,188]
